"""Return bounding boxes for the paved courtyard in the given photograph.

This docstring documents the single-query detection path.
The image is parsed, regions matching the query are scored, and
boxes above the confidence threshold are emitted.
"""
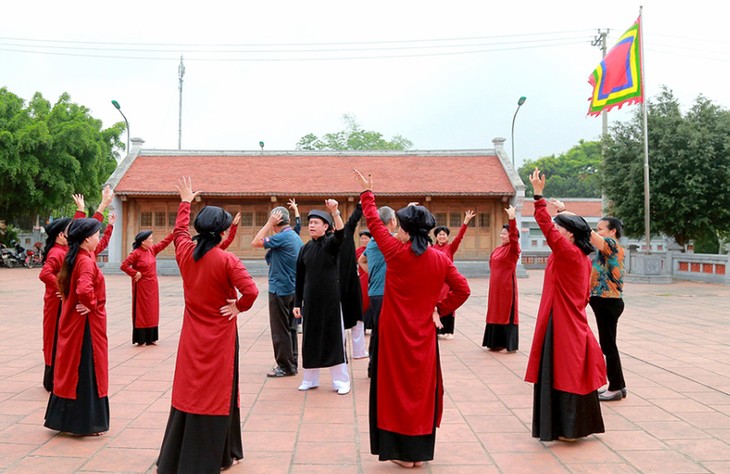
[0,266,729,473]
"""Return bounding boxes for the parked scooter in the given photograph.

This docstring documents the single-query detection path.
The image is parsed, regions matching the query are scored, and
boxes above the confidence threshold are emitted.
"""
[24,243,43,268]
[0,241,26,268]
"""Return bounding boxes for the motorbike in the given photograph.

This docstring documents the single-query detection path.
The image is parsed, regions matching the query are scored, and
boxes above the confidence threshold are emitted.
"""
[0,241,26,268]
[24,243,43,268]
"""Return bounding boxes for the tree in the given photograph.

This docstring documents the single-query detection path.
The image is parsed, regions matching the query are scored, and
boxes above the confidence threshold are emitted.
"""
[0,88,123,227]
[296,114,413,151]
[602,87,730,249]
[518,140,602,197]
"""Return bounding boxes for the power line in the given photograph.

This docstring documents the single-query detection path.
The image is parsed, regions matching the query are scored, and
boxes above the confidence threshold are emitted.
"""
[0,29,597,48]
[0,38,592,62]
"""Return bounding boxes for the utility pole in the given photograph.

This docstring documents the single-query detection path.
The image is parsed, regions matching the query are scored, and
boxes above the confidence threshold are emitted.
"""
[178,55,185,150]
[592,30,610,142]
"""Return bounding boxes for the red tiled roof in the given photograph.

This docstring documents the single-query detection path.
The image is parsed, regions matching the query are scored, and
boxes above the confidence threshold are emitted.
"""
[114,152,514,197]
[522,199,603,218]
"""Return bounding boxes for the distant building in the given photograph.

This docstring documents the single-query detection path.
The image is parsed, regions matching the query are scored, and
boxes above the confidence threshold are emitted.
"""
[103,137,525,270]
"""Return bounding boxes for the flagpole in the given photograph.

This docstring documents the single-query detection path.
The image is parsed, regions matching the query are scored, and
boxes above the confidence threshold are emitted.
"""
[639,6,651,253]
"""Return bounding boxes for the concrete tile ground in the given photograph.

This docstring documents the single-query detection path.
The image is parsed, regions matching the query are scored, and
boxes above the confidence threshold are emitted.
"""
[1,266,728,473]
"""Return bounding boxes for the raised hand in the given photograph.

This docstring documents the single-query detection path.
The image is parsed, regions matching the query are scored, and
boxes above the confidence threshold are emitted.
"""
[464,210,476,225]
[352,169,373,191]
[505,205,516,220]
[529,168,546,195]
[73,194,85,212]
[176,177,200,203]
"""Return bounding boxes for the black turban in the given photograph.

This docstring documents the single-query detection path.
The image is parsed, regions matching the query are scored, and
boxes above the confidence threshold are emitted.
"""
[396,205,435,256]
[554,213,594,255]
[307,210,333,229]
[42,217,72,264]
[66,218,102,244]
[63,218,103,272]
[192,206,232,261]
[133,230,153,250]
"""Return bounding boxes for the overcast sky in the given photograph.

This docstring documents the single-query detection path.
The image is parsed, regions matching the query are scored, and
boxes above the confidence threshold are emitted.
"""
[2,0,728,167]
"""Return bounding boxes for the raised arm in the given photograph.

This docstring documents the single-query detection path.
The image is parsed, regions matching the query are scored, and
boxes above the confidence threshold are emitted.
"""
[252,210,283,248]
[450,210,474,255]
[220,212,240,250]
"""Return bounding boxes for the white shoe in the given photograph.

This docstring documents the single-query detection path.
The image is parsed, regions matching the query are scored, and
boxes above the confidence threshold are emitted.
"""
[352,352,369,359]
[336,384,351,395]
[444,333,454,340]
[298,382,319,391]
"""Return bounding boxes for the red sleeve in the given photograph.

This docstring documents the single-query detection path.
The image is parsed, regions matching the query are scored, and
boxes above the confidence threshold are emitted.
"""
[152,232,175,255]
[91,211,104,222]
[73,210,87,219]
[94,224,113,255]
[174,202,193,248]
[508,219,521,256]
[449,223,468,257]
[436,261,471,316]
[219,222,237,250]
[39,250,63,287]
[231,259,259,312]
[120,251,139,277]
[360,191,400,260]
[76,257,98,310]
[534,198,573,256]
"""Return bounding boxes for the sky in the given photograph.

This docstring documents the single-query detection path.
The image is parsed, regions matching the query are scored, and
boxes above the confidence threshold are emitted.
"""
[2,1,729,168]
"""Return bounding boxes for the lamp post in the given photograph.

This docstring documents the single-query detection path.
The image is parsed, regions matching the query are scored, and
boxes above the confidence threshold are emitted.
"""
[510,96,527,168]
[111,100,130,153]
[259,141,265,151]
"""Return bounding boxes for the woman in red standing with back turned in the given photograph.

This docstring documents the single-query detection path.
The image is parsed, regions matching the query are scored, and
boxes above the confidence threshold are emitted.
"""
[157,177,259,473]
[525,168,606,442]
[120,230,174,346]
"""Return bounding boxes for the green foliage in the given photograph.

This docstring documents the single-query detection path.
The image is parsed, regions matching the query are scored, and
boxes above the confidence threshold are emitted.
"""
[518,140,603,197]
[0,88,123,226]
[602,87,730,249]
[296,114,413,151]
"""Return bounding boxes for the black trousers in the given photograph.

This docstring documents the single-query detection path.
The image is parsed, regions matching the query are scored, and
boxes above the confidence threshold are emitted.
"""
[269,293,298,374]
[589,296,626,392]
[367,296,384,378]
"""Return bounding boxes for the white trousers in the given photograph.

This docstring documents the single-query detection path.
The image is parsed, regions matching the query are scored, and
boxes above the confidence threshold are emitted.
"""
[301,363,350,391]
[300,308,350,391]
[350,320,367,358]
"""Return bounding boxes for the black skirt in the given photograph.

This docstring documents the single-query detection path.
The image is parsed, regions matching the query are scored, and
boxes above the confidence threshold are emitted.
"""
[43,302,64,392]
[157,332,243,474]
[44,319,110,436]
[482,280,519,351]
[532,315,605,441]
[132,326,159,345]
[132,289,159,345]
[370,332,439,462]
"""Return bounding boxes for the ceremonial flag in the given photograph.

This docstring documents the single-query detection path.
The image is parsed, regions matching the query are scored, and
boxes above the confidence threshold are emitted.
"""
[587,17,643,116]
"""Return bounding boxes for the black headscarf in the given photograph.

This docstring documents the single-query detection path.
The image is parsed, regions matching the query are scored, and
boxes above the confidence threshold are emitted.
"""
[396,205,435,256]
[554,213,594,255]
[42,217,72,264]
[64,218,102,272]
[133,230,153,250]
[358,230,372,238]
[192,206,232,261]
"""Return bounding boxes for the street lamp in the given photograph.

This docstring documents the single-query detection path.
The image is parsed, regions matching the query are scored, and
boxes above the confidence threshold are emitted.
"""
[259,141,265,151]
[510,96,527,168]
[111,100,130,153]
